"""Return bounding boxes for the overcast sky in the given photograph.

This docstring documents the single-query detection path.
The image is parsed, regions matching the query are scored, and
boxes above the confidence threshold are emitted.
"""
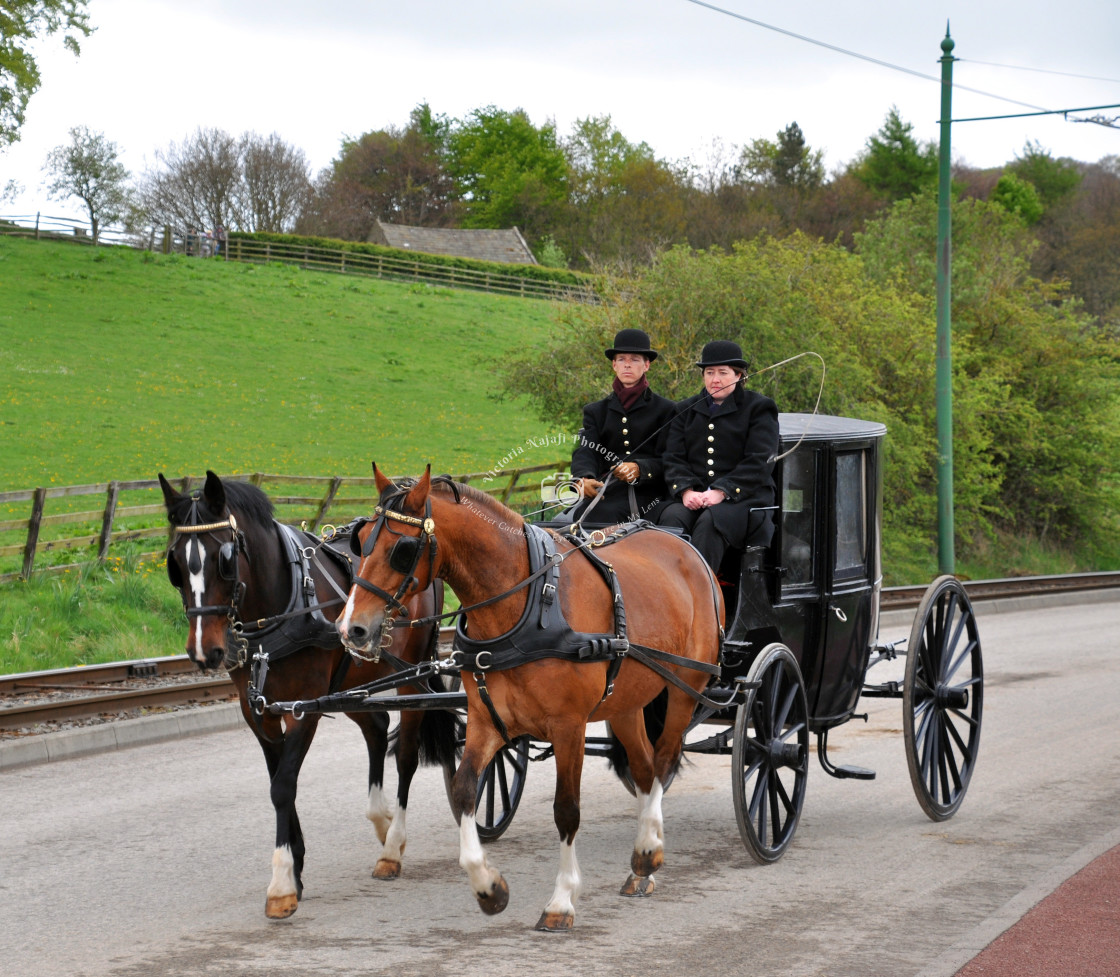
[3,0,1119,220]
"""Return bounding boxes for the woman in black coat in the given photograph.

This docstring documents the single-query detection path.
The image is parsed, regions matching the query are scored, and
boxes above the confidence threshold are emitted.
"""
[566,329,676,524]
[659,340,779,571]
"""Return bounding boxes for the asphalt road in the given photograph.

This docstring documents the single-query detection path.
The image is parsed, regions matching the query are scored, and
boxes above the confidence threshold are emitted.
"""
[2,595,1117,977]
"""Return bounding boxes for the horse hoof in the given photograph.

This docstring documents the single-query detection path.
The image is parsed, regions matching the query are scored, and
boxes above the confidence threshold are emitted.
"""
[535,910,574,931]
[373,858,401,880]
[619,873,656,897]
[265,893,298,919]
[476,876,510,916]
[631,848,664,878]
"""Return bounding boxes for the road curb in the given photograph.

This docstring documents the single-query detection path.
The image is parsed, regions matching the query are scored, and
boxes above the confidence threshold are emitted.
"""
[914,823,1120,977]
[0,702,243,772]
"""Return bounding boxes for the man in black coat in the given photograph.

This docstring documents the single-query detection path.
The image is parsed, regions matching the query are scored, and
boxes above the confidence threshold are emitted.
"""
[566,329,676,525]
[659,340,779,571]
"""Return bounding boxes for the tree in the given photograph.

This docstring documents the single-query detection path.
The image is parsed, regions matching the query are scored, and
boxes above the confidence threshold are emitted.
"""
[737,122,824,191]
[990,172,1043,225]
[239,132,311,233]
[856,189,1120,557]
[43,125,129,243]
[558,115,687,267]
[0,0,91,147]
[139,128,310,235]
[1007,141,1081,207]
[445,106,568,239]
[851,106,938,200]
[141,127,241,235]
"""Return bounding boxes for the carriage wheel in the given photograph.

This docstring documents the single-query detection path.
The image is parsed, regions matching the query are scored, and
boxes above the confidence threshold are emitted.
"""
[731,643,810,864]
[443,734,531,842]
[903,575,983,821]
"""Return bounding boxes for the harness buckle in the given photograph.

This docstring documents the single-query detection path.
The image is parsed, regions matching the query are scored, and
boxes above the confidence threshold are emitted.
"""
[475,650,493,671]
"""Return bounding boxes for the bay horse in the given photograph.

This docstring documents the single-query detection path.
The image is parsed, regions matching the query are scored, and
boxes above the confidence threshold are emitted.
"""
[159,471,458,919]
[338,466,724,930]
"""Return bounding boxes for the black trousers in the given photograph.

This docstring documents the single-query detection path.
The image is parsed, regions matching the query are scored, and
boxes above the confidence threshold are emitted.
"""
[658,502,772,571]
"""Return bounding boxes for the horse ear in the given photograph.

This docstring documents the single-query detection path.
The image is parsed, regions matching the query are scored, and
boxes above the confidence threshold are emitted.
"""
[373,463,396,494]
[403,465,432,514]
[158,473,180,510]
[203,470,226,513]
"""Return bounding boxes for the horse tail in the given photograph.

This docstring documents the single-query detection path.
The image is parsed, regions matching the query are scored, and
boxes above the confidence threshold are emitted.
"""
[606,691,685,787]
[417,708,464,769]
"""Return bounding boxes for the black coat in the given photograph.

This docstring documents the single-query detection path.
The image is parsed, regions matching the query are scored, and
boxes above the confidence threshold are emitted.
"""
[569,387,676,521]
[662,386,779,545]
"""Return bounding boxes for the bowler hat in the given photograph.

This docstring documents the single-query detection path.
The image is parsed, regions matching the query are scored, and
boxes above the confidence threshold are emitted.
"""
[695,340,749,371]
[605,329,658,362]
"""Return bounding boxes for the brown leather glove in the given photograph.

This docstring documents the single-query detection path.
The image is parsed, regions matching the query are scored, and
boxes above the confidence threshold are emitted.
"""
[612,462,640,484]
[575,477,605,498]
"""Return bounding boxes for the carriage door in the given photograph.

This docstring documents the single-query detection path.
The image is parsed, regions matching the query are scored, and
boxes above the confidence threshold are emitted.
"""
[815,447,876,724]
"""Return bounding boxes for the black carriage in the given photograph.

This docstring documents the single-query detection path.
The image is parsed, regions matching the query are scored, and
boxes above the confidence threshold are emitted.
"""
[674,412,983,860]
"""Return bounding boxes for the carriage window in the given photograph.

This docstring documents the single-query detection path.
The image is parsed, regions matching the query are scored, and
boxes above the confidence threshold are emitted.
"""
[834,451,867,576]
[780,450,815,586]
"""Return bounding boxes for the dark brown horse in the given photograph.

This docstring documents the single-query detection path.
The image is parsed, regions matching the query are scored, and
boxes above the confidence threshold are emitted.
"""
[160,471,457,918]
[338,466,724,930]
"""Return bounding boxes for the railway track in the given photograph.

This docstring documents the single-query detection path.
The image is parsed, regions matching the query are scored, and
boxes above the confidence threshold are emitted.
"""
[2,572,1116,733]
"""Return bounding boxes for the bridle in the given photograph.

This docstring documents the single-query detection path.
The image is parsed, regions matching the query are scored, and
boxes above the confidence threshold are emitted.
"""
[350,499,438,652]
[167,501,250,665]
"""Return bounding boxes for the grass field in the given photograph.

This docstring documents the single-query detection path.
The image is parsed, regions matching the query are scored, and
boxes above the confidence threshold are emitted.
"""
[2,237,570,486]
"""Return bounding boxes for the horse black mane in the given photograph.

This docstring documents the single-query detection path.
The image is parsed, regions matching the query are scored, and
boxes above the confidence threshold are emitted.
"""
[166,477,275,529]
[221,479,276,527]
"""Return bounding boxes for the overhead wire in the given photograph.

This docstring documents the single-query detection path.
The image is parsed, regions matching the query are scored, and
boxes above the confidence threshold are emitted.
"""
[680,0,1117,127]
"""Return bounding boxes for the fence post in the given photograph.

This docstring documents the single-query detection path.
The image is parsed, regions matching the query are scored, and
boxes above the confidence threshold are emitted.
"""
[501,470,521,504]
[22,488,47,579]
[98,481,121,562]
[310,476,343,532]
[34,212,40,241]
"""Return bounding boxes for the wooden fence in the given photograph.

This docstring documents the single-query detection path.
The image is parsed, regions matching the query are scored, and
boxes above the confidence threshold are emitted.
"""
[223,237,597,303]
[0,214,599,303]
[0,462,569,584]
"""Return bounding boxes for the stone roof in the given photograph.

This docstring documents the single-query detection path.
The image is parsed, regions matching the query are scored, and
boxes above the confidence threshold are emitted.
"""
[369,221,537,265]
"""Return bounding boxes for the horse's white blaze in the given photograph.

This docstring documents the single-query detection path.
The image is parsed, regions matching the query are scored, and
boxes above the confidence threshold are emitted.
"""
[266,844,297,900]
[186,538,207,662]
[366,783,393,843]
[635,781,665,856]
[459,812,498,895]
[338,590,356,643]
[543,839,581,918]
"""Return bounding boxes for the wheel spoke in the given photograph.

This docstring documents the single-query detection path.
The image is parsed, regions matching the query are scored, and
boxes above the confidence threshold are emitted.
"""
[944,635,977,685]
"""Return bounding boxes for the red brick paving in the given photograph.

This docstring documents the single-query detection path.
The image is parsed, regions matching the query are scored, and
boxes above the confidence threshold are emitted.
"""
[954,844,1120,977]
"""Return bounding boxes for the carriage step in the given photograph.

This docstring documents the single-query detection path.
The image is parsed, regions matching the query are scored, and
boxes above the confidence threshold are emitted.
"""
[816,730,877,780]
[824,763,876,781]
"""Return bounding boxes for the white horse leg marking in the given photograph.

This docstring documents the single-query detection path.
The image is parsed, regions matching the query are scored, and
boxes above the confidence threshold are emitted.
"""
[459,813,499,896]
[266,844,297,902]
[186,538,207,663]
[365,783,393,844]
[635,780,665,860]
[542,839,581,918]
[381,805,408,866]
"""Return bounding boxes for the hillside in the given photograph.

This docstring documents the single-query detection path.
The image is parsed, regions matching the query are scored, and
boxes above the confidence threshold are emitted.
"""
[0,237,567,489]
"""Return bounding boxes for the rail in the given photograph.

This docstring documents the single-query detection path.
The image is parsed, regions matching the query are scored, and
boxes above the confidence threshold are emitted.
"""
[2,573,1115,731]
[0,462,569,583]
